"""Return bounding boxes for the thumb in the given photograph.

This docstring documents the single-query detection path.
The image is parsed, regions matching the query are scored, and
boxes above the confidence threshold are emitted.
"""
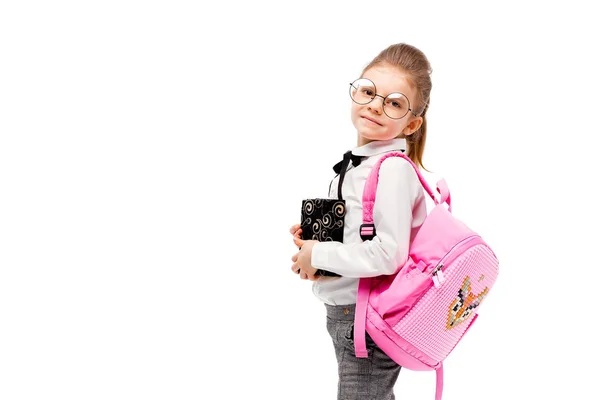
[293,236,304,248]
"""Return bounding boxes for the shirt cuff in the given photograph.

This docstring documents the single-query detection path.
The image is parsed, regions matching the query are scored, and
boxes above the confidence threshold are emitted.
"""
[311,241,337,271]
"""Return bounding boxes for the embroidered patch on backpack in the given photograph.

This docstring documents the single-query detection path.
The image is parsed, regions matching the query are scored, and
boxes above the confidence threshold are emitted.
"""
[446,276,489,330]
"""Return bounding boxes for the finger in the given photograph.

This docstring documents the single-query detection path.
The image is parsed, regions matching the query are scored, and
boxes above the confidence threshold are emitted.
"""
[300,272,308,280]
[293,229,303,239]
[305,269,317,281]
[293,236,304,248]
[290,224,300,234]
[291,253,298,262]
[291,263,299,273]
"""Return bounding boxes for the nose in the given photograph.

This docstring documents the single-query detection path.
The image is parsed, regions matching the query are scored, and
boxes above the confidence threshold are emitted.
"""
[367,95,384,115]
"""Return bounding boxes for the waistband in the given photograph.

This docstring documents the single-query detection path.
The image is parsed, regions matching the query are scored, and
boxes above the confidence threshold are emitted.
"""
[325,303,356,321]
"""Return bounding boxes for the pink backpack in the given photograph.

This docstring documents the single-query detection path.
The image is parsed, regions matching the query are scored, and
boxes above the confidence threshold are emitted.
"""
[353,152,499,400]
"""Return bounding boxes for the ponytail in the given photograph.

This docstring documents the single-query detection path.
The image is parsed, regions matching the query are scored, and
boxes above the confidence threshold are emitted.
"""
[406,102,429,170]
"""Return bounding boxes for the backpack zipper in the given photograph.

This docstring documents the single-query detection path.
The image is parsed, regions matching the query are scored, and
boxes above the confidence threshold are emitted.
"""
[431,235,480,288]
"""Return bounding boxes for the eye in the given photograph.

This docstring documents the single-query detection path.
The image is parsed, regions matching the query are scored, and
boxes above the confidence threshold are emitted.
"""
[362,88,374,96]
[386,93,408,109]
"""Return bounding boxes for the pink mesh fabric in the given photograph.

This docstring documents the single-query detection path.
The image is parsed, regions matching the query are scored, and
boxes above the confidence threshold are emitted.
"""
[393,244,498,362]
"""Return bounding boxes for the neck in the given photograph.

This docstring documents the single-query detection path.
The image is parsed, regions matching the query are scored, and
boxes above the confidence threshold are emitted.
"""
[357,136,373,147]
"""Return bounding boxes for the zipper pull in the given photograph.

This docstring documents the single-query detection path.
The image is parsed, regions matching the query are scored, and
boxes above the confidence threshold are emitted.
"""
[437,269,446,285]
[432,273,441,288]
[432,264,444,288]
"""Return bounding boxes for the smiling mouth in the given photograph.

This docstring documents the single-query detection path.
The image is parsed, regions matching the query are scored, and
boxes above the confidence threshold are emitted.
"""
[362,116,382,126]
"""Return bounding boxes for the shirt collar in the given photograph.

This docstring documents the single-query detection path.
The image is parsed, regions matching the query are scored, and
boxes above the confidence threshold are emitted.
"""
[351,138,406,157]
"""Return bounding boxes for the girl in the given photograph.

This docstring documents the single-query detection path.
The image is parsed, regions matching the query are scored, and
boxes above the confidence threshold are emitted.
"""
[290,43,432,399]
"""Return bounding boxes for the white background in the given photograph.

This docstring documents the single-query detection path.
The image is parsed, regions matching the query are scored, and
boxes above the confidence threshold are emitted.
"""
[1,1,599,399]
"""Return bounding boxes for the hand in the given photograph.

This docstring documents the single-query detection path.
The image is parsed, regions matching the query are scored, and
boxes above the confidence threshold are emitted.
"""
[289,223,302,244]
[291,237,319,280]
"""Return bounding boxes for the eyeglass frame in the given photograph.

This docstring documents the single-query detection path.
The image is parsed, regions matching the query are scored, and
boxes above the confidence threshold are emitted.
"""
[349,78,421,119]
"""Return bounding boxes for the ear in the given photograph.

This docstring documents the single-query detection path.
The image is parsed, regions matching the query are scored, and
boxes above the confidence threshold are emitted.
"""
[401,116,423,136]
[458,277,471,297]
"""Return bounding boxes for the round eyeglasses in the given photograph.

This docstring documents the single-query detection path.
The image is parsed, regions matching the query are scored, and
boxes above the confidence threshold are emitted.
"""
[349,78,419,119]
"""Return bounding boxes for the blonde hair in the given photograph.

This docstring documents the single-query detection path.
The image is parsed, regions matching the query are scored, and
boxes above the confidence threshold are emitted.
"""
[361,43,432,169]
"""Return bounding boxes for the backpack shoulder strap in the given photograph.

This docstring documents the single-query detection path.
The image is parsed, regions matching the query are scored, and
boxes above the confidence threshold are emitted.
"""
[362,151,447,229]
[353,152,451,360]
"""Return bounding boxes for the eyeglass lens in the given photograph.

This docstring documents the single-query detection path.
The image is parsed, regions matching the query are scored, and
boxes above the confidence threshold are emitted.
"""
[350,78,410,119]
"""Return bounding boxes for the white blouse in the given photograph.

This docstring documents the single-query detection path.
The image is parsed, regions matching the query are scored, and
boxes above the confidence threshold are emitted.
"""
[311,138,427,306]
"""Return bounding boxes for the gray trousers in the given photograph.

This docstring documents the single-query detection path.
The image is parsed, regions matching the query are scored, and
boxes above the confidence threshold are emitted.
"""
[325,304,401,400]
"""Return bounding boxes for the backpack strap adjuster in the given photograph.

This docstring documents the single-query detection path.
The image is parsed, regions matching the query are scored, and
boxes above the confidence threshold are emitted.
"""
[360,224,376,240]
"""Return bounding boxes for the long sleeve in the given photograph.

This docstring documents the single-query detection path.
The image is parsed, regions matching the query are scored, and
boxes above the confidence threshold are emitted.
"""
[311,157,424,278]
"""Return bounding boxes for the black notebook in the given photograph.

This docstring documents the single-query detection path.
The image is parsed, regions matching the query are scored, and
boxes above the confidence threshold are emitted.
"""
[300,198,345,277]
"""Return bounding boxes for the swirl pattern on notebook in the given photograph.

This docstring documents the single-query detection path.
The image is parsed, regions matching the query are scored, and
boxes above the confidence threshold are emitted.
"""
[300,198,346,243]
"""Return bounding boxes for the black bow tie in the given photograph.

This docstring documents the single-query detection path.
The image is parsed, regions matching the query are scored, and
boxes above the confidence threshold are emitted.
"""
[333,151,363,174]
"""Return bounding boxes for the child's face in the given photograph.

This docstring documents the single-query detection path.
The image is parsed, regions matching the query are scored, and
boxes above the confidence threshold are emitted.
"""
[351,64,423,145]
